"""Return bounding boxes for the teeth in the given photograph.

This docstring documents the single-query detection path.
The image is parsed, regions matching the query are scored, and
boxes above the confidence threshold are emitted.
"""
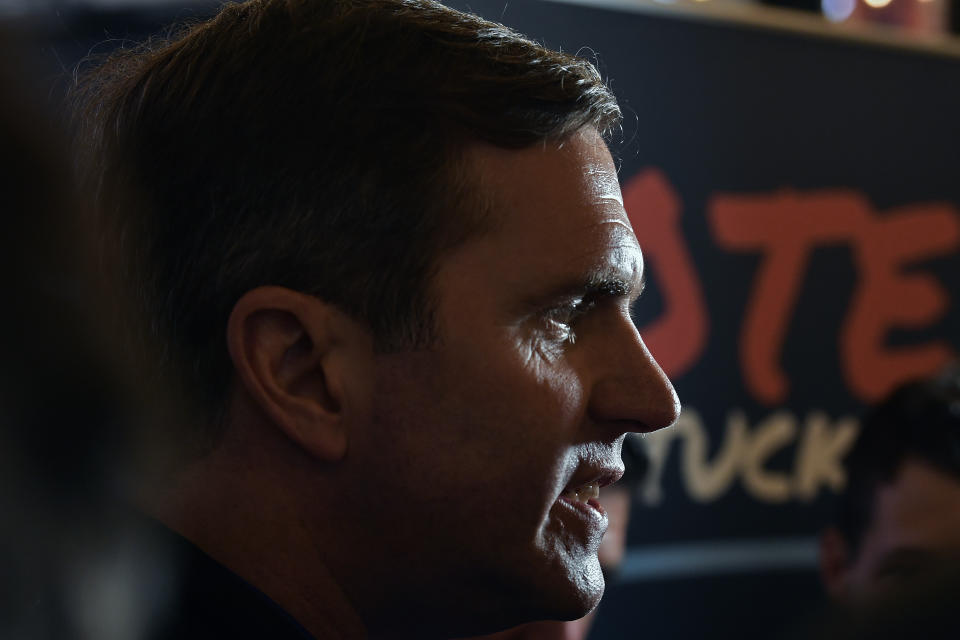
[582,482,599,500]
[562,482,600,503]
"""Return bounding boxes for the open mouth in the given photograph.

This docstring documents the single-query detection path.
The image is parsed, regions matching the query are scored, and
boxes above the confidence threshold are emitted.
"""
[561,482,600,504]
[558,469,620,515]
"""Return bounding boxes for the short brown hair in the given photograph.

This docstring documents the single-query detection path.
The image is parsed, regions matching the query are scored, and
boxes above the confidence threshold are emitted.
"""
[72,0,621,440]
[836,365,960,558]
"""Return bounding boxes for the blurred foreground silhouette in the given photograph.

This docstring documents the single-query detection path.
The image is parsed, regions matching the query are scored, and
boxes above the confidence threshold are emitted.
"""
[0,28,183,639]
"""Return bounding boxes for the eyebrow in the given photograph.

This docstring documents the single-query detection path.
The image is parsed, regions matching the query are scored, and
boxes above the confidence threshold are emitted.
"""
[583,269,646,301]
[529,266,645,311]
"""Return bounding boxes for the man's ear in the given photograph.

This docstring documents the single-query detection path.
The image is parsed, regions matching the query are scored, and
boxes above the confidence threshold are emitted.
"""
[819,526,851,599]
[226,286,370,462]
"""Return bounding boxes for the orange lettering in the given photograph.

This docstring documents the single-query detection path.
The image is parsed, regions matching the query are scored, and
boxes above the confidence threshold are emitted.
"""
[842,202,960,401]
[623,168,708,378]
[710,191,864,405]
[710,190,958,405]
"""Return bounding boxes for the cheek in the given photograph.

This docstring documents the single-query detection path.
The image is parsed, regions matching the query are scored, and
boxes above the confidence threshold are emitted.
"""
[435,329,589,441]
[367,340,589,504]
[538,367,587,424]
[511,333,589,421]
[454,355,588,473]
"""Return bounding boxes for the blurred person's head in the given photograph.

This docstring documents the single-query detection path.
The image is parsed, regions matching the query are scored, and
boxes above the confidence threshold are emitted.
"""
[791,560,960,640]
[72,0,679,636]
[820,365,960,600]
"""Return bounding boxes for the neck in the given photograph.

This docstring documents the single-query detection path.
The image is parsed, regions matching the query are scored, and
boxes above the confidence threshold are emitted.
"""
[140,417,367,640]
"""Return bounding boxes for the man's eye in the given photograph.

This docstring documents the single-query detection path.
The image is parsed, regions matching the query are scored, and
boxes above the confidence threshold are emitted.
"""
[550,298,596,324]
[542,298,596,342]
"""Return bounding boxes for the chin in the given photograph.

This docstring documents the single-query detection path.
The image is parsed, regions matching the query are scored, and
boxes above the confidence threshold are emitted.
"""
[519,556,606,623]
[560,575,605,620]
[409,561,605,638]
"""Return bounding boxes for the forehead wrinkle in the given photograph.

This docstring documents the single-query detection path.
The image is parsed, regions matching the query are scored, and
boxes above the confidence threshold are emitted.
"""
[584,163,623,207]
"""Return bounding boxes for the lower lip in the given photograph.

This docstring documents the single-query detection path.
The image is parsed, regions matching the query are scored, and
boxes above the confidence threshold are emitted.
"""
[556,496,608,532]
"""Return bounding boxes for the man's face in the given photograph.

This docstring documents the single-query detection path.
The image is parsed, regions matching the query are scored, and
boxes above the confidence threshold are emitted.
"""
[842,458,960,597]
[337,128,678,634]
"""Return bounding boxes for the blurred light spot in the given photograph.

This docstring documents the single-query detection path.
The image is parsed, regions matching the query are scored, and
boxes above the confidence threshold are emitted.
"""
[864,0,894,8]
[822,0,857,20]
[68,536,175,640]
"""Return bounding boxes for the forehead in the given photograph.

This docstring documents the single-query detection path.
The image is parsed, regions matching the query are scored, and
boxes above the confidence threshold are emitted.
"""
[460,128,641,289]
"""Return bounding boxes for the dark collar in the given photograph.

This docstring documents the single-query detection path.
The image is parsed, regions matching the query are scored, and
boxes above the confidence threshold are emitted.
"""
[133,515,316,640]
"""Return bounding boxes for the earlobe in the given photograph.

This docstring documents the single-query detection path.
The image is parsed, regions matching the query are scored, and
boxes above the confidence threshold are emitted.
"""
[819,526,850,599]
[226,286,353,462]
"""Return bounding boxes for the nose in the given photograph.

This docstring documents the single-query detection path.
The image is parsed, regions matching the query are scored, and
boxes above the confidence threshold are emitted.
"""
[587,321,680,434]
